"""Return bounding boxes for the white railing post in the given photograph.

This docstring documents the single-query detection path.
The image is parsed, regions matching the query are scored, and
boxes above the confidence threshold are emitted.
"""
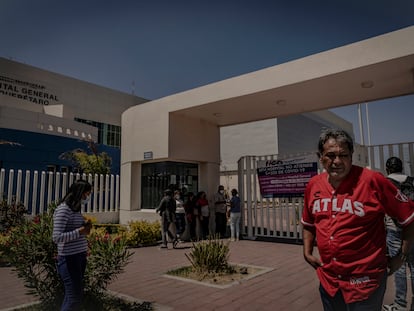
[116,174,120,211]
[69,173,74,187]
[0,168,5,199]
[87,174,93,212]
[246,157,253,239]
[104,174,110,212]
[24,170,30,209]
[47,171,54,208]
[7,169,14,205]
[55,172,61,204]
[16,170,22,204]
[39,171,46,214]
[110,174,115,211]
[93,174,99,212]
[32,171,39,216]
[62,172,68,199]
[99,174,104,212]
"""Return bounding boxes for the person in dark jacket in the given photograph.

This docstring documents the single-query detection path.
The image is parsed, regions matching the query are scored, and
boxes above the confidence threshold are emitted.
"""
[156,189,178,249]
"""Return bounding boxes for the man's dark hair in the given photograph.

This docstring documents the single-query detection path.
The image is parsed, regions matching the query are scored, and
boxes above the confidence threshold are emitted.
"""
[386,157,403,174]
[317,128,354,157]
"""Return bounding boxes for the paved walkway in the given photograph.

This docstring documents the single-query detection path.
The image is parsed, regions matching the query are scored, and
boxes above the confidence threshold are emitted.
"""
[0,240,396,311]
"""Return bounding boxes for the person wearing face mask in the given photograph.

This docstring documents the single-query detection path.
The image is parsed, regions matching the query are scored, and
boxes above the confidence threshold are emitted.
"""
[52,179,93,311]
[214,185,228,238]
[174,190,186,241]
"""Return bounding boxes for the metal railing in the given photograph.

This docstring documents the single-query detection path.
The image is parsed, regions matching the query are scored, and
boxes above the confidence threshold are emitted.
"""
[0,168,120,216]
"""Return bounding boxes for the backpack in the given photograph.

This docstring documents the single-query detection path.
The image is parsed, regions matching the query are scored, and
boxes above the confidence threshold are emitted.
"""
[388,176,414,201]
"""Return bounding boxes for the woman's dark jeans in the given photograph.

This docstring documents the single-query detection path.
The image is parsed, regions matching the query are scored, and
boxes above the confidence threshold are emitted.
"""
[57,252,87,311]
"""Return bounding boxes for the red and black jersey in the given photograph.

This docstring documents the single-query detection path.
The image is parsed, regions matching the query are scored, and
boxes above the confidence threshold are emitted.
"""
[302,165,414,303]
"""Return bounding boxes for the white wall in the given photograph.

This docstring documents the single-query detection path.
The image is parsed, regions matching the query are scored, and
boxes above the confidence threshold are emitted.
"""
[221,118,278,172]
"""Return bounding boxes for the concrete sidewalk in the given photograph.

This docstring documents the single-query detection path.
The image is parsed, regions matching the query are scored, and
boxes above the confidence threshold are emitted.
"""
[0,240,396,311]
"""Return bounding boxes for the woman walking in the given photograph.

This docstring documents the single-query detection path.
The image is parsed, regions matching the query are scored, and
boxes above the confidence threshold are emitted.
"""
[53,180,92,311]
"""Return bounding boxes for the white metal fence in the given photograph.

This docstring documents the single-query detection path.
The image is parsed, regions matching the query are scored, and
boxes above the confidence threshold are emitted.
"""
[0,168,120,216]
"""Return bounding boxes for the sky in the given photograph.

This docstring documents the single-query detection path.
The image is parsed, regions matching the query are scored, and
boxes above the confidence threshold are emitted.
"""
[1,0,414,145]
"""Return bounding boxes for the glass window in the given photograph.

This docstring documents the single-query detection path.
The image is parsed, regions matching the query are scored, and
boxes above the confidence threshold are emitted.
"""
[75,118,121,148]
[141,161,198,209]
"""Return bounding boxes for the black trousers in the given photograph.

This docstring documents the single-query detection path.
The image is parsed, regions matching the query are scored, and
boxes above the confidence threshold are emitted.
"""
[215,212,227,238]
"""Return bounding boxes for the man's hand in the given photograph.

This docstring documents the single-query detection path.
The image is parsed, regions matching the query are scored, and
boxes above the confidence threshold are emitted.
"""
[304,253,323,270]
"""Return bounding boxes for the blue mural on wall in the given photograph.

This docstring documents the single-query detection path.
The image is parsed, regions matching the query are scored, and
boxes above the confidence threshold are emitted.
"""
[0,128,121,174]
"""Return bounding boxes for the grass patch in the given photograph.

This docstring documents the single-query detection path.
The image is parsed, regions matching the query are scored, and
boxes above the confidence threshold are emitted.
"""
[166,264,261,286]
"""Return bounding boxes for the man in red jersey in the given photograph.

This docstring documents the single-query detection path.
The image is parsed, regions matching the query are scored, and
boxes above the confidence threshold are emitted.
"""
[301,129,414,311]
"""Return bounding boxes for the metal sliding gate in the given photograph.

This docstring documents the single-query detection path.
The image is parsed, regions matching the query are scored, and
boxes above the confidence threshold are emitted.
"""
[237,154,310,243]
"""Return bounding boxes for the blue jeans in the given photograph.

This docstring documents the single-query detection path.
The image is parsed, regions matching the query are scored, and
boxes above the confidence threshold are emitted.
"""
[319,272,387,311]
[57,252,87,311]
[387,228,414,308]
[230,212,241,239]
[175,213,186,236]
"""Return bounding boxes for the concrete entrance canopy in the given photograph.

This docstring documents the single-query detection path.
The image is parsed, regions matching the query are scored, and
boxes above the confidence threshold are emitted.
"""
[120,26,414,223]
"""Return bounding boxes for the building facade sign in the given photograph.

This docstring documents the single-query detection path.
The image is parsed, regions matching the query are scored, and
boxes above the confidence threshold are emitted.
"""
[0,75,59,105]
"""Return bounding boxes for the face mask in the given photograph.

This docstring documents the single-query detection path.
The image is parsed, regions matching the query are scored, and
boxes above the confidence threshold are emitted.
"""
[82,195,91,205]
[219,190,224,194]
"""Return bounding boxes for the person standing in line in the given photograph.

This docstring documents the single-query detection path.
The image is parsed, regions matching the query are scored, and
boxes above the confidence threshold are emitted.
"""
[214,185,228,238]
[301,128,414,311]
[229,188,241,241]
[183,192,196,241]
[196,191,210,239]
[53,179,93,311]
[383,157,414,311]
[156,189,178,249]
[174,190,186,241]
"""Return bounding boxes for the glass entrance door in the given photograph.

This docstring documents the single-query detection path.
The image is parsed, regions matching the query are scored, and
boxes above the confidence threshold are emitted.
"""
[141,161,198,209]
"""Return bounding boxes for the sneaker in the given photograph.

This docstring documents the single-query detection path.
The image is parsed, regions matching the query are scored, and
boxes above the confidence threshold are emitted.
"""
[160,244,168,249]
[383,303,407,311]
[173,239,179,249]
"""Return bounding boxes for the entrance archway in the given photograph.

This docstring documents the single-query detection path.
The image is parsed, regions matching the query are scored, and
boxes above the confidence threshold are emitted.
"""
[120,26,414,224]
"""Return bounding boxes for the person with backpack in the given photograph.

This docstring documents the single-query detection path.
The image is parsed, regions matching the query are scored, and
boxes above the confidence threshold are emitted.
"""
[156,189,178,249]
[383,157,414,311]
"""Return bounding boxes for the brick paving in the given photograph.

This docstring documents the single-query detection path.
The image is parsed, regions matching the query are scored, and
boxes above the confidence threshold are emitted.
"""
[0,240,396,311]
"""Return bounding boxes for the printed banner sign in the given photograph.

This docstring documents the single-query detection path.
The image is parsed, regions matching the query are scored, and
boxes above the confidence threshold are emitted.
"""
[257,154,318,198]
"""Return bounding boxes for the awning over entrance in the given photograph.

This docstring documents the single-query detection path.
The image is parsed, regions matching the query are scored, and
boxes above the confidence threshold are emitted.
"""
[120,26,414,221]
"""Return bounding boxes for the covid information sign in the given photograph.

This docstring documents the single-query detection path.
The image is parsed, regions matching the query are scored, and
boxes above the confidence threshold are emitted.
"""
[257,155,318,198]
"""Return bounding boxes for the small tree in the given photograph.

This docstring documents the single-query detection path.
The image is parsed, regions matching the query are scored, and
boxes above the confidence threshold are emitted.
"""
[59,140,111,175]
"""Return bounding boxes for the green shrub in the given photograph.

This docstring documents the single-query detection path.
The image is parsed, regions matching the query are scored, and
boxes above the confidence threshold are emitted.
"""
[185,235,232,274]
[2,205,63,306]
[2,202,133,309]
[85,228,133,294]
[93,223,126,234]
[126,220,161,247]
[0,197,27,233]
